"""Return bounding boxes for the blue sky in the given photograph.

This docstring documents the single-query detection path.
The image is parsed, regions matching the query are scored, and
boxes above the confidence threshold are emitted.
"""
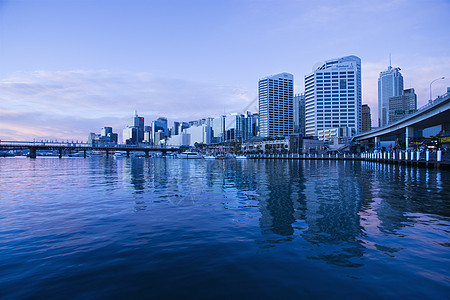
[1,0,449,140]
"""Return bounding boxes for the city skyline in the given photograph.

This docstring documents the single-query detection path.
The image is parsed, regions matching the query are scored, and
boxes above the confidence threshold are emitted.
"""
[1,0,449,141]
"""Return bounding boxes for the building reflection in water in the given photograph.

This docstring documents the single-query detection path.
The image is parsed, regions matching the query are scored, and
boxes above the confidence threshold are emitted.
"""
[296,160,365,266]
[88,156,119,193]
[252,159,449,267]
[117,157,449,266]
[256,159,300,237]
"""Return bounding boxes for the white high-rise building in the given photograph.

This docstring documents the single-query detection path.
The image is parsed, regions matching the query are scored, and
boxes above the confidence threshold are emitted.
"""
[378,66,403,127]
[305,55,362,138]
[258,72,294,138]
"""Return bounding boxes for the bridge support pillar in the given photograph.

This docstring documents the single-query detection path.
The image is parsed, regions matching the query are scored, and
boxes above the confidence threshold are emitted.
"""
[29,147,36,159]
[442,123,450,135]
[374,136,380,148]
[126,151,130,157]
[83,150,87,158]
[106,150,109,157]
[145,150,149,157]
[406,126,414,149]
[59,149,63,158]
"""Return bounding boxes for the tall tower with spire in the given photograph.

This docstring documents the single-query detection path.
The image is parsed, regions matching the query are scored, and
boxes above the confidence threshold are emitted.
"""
[378,59,403,127]
[123,111,145,144]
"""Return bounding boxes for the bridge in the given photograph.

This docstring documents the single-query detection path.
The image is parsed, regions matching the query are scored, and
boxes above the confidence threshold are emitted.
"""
[354,90,450,148]
[0,141,182,158]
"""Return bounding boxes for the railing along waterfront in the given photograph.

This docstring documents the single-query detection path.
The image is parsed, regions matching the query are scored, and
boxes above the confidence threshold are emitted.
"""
[246,150,449,168]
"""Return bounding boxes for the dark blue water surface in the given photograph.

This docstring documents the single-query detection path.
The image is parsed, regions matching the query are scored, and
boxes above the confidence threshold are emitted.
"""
[0,157,449,299]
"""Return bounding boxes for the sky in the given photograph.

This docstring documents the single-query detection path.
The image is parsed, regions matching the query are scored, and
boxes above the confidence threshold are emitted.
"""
[1,0,449,141]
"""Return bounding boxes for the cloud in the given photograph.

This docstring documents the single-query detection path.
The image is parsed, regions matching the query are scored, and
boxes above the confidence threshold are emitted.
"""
[0,70,255,141]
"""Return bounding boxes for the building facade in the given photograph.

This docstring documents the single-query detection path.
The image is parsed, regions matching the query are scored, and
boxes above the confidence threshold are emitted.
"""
[305,55,362,138]
[258,72,294,138]
[90,127,118,146]
[362,104,372,132]
[152,117,168,142]
[388,88,417,124]
[242,112,258,141]
[123,112,144,144]
[185,124,212,146]
[378,66,404,127]
[293,93,306,135]
[212,116,225,143]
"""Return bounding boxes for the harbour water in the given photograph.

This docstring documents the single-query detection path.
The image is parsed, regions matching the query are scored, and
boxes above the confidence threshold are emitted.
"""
[0,157,449,299]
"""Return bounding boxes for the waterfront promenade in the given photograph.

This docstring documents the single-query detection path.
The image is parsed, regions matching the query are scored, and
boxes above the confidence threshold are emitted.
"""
[247,150,450,168]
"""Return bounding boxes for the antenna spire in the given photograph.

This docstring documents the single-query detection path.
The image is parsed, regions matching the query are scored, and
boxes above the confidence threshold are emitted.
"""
[389,53,392,68]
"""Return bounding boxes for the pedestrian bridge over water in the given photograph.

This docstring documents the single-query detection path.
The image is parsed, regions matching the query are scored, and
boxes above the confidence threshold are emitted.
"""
[0,141,181,158]
[353,91,450,147]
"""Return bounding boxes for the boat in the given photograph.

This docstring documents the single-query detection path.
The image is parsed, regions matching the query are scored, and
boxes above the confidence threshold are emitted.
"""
[68,151,86,157]
[0,151,14,157]
[216,153,236,159]
[177,151,203,159]
[113,151,127,158]
[204,155,216,159]
[225,153,236,159]
[236,155,247,159]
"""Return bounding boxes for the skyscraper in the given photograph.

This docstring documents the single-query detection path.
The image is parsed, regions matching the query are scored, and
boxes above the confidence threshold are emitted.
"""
[258,72,294,138]
[293,93,306,135]
[362,104,372,132]
[151,117,168,144]
[242,112,258,141]
[305,55,362,138]
[212,115,225,143]
[378,66,403,127]
[388,88,417,123]
[101,127,113,137]
[123,111,144,144]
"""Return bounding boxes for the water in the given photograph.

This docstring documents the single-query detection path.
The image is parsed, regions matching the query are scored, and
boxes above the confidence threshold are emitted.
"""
[0,157,449,299]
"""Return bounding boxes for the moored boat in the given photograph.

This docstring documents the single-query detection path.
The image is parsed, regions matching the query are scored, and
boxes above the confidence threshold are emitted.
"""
[177,151,203,159]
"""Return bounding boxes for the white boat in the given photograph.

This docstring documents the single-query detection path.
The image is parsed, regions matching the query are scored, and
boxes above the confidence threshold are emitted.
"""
[177,151,203,159]
[69,151,86,157]
[113,151,127,158]
[204,155,216,159]
[236,155,247,159]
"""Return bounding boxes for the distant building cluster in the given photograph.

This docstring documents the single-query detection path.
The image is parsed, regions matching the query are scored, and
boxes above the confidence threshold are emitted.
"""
[88,54,423,151]
[88,127,118,146]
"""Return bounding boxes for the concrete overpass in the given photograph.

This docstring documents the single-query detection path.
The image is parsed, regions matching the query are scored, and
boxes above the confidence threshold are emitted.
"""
[354,91,450,148]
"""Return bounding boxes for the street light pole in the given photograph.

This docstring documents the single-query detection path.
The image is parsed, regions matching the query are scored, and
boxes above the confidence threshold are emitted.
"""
[429,77,445,103]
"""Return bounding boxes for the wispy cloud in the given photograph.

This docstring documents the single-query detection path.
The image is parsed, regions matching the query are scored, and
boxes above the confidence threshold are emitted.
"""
[0,70,255,140]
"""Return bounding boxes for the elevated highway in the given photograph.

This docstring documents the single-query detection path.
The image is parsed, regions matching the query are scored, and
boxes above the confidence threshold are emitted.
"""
[354,91,450,147]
